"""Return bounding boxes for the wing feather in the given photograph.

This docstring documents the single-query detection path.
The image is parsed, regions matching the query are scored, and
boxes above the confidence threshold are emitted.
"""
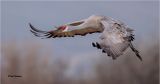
[51,27,103,38]
[29,23,103,38]
[99,20,130,59]
[68,21,84,26]
[64,19,85,26]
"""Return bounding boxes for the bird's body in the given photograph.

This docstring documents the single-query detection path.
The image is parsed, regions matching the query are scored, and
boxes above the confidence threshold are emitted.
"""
[29,15,142,61]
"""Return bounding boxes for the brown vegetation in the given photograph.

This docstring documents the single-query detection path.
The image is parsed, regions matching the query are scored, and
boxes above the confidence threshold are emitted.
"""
[1,41,159,84]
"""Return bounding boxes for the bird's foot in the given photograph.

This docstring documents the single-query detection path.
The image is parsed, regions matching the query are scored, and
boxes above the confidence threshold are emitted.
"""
[92,42,96,47]
[92,42,101,49]
[96,42,101,49]
[102,49,106,53]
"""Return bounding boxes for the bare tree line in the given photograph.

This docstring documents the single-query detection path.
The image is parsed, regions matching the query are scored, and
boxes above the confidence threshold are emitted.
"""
[1,41,159,84]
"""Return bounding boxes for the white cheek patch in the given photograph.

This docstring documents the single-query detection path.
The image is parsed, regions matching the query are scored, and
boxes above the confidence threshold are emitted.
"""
[63,26,69,32]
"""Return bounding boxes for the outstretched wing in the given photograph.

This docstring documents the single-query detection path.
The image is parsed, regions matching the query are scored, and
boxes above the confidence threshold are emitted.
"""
[99,20,142,60]
[29,22,103,38]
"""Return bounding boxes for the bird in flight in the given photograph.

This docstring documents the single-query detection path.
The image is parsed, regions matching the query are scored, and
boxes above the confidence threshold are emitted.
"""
[29,15,142,61]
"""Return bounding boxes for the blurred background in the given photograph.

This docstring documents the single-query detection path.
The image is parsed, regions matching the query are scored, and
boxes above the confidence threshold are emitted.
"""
[1,1,159,84]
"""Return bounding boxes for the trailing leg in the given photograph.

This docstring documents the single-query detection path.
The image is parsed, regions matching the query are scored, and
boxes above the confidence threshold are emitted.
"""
[129,42,142,61]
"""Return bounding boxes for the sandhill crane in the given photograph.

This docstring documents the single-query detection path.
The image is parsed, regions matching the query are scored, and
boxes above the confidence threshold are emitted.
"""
[29,15,142,61]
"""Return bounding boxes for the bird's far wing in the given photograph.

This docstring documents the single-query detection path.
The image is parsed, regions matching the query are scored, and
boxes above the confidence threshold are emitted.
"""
[66,19,85,26]
[29,23,55,38]
[29,23,103,38]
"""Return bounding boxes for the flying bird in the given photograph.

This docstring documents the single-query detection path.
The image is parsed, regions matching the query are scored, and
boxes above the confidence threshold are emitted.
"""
[29,15,142,61]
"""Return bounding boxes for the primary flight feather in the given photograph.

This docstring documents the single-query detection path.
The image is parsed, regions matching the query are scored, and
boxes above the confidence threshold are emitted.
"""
[29,15,142,61]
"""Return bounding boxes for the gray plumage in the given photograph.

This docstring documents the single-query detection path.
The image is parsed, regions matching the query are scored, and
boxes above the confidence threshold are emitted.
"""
[92,16,141,60]
[29,15,142,61]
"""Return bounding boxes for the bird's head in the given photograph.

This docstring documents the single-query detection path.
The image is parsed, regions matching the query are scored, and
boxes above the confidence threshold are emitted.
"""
[57,25,68,32]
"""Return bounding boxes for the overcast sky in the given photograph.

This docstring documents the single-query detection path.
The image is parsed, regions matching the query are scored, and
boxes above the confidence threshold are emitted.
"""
[2,1,159,54]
